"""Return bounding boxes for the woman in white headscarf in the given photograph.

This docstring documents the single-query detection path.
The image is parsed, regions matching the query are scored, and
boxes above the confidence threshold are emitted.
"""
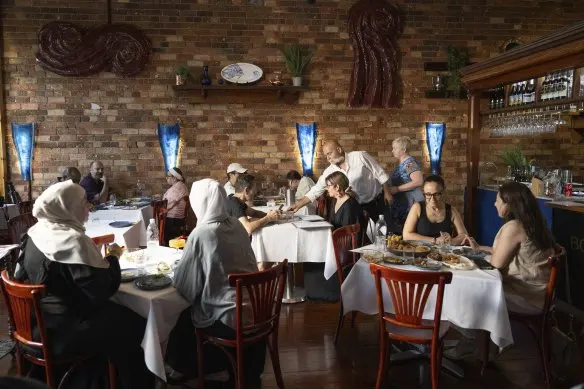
[166,179,265,387]
[162,167,189,244]
[14,180,154,389]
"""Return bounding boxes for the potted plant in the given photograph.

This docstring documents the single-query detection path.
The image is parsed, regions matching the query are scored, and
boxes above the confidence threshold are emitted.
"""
[281,44,313,86]
[175,65,191,86]
[499,146,528,180]
[446,46,469,97]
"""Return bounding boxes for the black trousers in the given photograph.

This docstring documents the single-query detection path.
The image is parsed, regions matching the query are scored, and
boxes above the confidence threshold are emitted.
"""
[360,192,385,224]
[166,309,266,382]
[163,217,185,245]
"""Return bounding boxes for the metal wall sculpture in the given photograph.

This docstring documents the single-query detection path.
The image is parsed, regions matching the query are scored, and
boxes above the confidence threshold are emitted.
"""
[36,21,151,77]
[296,122,318,176]
[11,122,36,181]
[157,123,181,172]
[347,0,402,108]
[425,122,446,175]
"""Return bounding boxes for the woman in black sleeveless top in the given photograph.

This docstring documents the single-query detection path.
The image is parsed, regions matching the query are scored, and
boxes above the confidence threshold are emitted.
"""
[403,175,468,245]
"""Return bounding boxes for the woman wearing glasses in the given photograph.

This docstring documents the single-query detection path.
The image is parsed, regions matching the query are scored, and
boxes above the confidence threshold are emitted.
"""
[162,167,189,244]
[402,175,468,245]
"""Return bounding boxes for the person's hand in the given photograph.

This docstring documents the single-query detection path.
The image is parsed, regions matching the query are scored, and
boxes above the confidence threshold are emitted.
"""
[266,210,280,221]
[436,232,451,245]
[390,186,399,195]
[100,176,108,184]
[462,235,480,249]
[287,202,301,213]
[106,243,123,258]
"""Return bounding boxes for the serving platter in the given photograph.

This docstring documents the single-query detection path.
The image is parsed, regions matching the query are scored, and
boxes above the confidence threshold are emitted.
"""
[221,63,263,84]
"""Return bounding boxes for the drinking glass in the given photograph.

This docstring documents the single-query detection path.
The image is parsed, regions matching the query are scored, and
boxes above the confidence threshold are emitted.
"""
[109,194,117,207]
[402,248,415,265]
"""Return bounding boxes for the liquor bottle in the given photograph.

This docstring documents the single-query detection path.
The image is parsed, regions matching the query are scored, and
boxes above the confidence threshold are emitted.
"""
[497,85,505,108]
[541,75,550,101]
[510,83,517,106]
[527,79,536,103]
[558,71,567,99]
[489,89,496,109]
[519,81,526,105]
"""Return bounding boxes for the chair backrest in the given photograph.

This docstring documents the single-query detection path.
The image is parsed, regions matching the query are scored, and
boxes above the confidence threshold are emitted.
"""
[18,201,33,215]
[158,208,168,246]
[544,244,566,314]
[0,270,51,367]
[91,234,115,256]
[8,213,38,245]
[332,224,360,286]
[228,260,288,343]
[151,199,168,227]
[369,264,452,336]
[182,195,197,236]
[316,195,326,218]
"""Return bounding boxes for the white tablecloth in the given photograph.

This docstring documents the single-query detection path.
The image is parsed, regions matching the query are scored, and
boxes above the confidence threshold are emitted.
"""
[86,220,143,249]
[0,204,20,229]
[91,206,153,246]
[112,246,189,381]
[251,217,334,264]
[341,249,513,349]
[253,204,314,216]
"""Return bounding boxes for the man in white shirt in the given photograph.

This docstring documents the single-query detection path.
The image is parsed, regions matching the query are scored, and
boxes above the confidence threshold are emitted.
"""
[224,163,247,196]
[288,140,392,222]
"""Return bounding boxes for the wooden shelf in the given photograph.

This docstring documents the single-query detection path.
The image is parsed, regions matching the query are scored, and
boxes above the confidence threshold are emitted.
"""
[481,96,584,115]
[172,84,310,100]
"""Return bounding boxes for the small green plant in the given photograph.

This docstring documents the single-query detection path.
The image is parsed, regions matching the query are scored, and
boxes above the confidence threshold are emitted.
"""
[446,46,469,94]
[281,44,313,77]
[499,146,527,168]
[175,65,191,78]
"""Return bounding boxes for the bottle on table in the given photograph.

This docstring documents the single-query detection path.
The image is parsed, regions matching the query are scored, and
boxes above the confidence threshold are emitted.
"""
[375,215,387,250]
[146,218,160,257]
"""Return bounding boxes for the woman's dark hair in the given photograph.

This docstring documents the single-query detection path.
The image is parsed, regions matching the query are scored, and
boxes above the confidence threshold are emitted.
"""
[423,174,445,189]
[325,171,350,193]
[498,181,555,251]
[286,170,302,181]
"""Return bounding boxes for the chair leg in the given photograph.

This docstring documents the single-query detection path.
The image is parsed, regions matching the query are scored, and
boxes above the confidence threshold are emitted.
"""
[350,311,357,329]
[375,337,389,389]
[480,330,490,376]
[539,322,552,389]
[430,341,442,389]
[108,360,117,389]
[196,332,205,389]
[236,344,244,389]
[334,302,345,345]
[268,337,285,389]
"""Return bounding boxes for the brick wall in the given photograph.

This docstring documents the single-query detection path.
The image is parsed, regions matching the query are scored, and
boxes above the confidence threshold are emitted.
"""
[2,0,584,213]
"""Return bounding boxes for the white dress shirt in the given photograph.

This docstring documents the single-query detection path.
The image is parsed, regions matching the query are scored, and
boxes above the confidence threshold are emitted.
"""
[304,151,389,204]
[296,176,316,199]
[224,181,235,196]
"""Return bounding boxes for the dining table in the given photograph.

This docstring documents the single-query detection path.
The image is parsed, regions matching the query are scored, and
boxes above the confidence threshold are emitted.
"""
[251,213,335,303]
[111,245,189,382]
[340,244,514,377]
[86,205,153,247]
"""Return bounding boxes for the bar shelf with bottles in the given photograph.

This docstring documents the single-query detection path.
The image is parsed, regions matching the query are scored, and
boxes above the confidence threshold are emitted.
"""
[485,68,584,114]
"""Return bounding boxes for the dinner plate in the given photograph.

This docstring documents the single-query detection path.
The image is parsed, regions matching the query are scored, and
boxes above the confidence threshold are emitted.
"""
[441,254,475,270]
[451,247,487,260]
[387,245,430,258]
[109,221,133,228]
[134,274,172,291]
[412,259,443,271]
[121,268,144,282]
[382,255,406,265]
[221,63,263,84]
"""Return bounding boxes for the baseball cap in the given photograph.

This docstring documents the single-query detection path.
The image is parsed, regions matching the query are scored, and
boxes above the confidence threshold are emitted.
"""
[227,163,247,174]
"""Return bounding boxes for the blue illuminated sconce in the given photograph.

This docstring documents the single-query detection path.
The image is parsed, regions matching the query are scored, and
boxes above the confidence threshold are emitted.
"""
[11,122,36,181]
[157,123,180,172]
[425,122,446,175]
[296,122,317,176]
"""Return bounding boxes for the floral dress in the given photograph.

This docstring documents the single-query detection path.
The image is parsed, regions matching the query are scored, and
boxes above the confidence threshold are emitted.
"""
[387,156,424,232]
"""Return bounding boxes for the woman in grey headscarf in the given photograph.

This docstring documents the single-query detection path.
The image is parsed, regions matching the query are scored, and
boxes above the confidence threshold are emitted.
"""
[166,179,265,387]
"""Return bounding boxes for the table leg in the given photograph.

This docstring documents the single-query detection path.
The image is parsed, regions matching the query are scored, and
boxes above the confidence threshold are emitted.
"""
[283,263,306,304]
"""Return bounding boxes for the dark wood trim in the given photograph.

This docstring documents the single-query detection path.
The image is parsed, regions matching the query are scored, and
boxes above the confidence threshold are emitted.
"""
[0,4,8,196]
[465,93,481,234]
[172,84,310,101]
[482,96,584,115]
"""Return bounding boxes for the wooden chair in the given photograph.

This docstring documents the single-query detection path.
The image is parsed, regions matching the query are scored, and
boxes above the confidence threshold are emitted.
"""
[151,199,168,227]
[8,213,38,245]
[481,244,566,388]
[196,260,288,389]
[0,270,116,389]
[157,208,168,246]
[91,234,115,257]
[369,264,452,389]
[18,201,33,215]
[332,224,361,345]
[316,195,327,218]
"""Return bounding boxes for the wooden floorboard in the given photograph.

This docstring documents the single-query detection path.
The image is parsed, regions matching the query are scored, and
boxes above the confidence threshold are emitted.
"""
[1,298,582,388]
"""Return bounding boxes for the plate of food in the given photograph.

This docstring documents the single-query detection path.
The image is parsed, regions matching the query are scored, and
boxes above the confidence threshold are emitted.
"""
[121,268,145,282]
[386,235,431,257]
[412,258,443,271]
[221,63,263,84]
[426,251,444,262]
[451,246,487,260]
[361,249,384,264]
[442,253,475,270]
[382,255,406,265]
[134,274,172,291]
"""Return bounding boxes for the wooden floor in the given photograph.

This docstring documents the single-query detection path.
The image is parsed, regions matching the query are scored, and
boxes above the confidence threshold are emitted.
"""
[1,298,582,389]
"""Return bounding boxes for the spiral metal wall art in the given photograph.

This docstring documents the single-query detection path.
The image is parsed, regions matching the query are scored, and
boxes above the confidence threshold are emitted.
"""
[347,0,402,108]
[36,21,151,77]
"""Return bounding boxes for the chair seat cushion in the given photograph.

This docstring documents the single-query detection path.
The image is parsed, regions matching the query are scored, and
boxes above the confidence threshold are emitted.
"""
[385,318,450,341]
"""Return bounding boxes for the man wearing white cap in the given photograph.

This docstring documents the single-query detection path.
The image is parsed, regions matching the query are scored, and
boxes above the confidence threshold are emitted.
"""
[224,163,247,196]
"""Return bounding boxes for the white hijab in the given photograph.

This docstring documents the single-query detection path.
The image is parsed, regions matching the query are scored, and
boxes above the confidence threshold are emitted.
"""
[190,179,229,224]
[27,180,108,268]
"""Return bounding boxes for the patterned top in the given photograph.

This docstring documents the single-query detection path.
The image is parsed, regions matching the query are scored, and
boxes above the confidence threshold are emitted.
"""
[163,181,189,219]
[388,156,424,230]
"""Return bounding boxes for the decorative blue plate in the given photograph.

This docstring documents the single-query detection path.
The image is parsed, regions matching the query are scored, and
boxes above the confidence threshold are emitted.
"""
[109,221,133,228]
[221,63,263,84]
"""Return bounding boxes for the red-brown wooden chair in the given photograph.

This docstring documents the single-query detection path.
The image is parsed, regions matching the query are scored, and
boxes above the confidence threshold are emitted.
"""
[369,264,452,389]
[0,270,117,389]
[18,201,33,215]
[8,213,38,245]
[91,234,115,257]
[332,223,360,345]
[156,208,168,246]
[196,260,288,389]
[481,244,565,388]
[151,199,167,227]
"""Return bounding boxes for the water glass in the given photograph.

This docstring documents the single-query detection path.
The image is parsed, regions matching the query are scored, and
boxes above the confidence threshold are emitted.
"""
[402,248,415,265]
[375,235,387,251]
[109,194,117,207]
